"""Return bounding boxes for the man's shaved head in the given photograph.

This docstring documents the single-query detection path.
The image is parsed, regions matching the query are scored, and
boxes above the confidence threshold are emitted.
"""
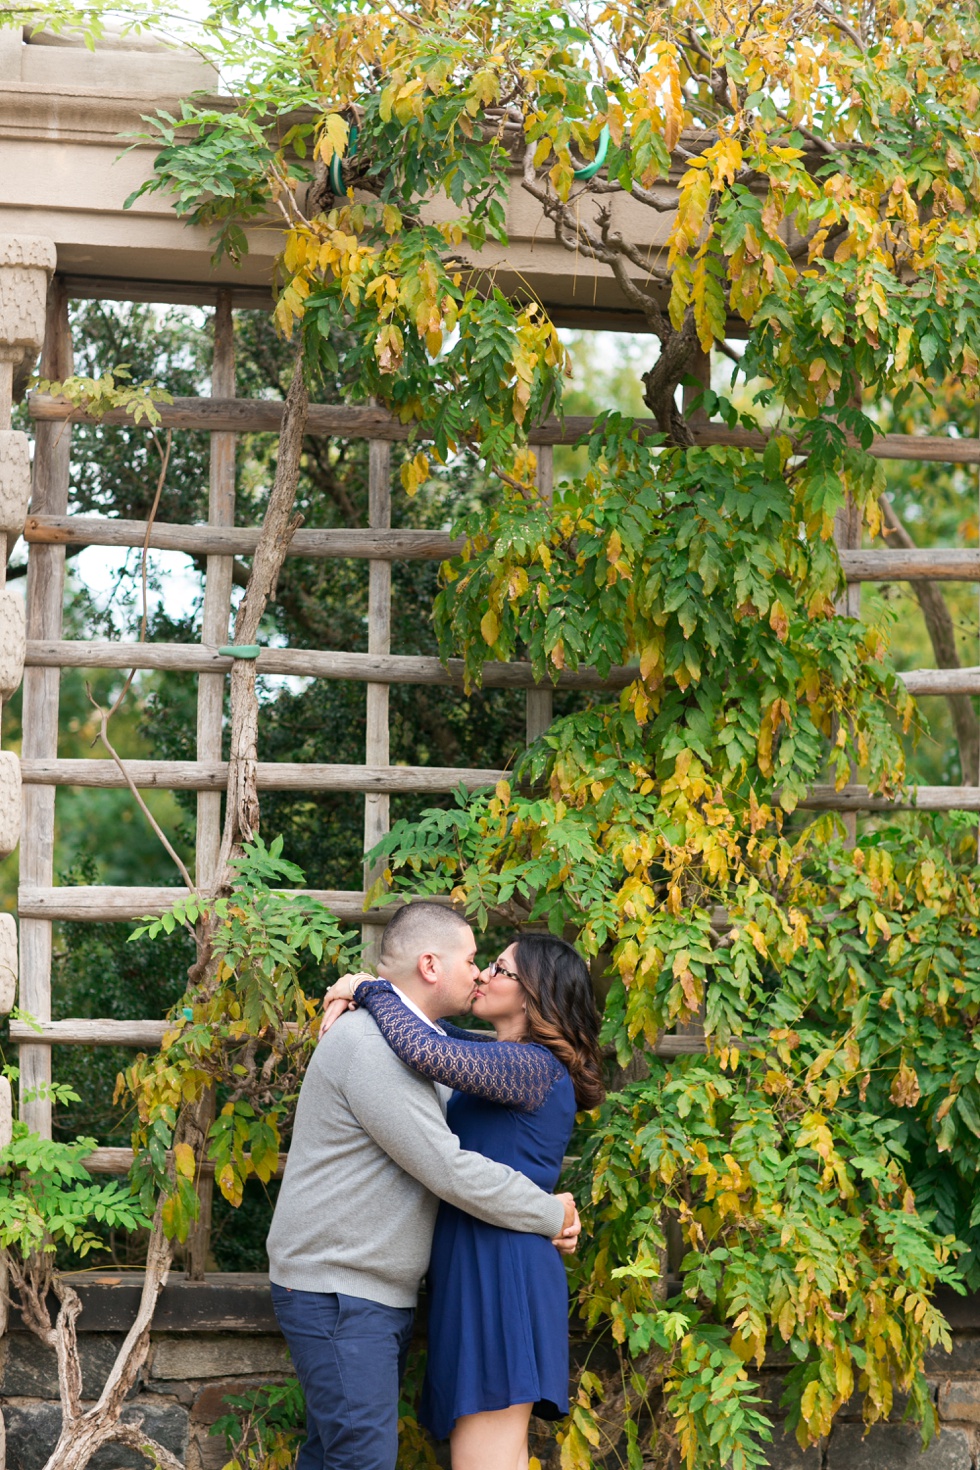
[380,902,472,974]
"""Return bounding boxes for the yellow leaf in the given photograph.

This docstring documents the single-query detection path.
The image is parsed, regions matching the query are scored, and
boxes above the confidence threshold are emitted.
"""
[173,1142,196,1180]
[549,160,575,200]
[315,113,350,166]
[217,1162,243,1207]
[708,135,743,188]
[161,1193,187,1241]
[640,643,662,681]
[283,230,306,275]
[400,451,430,496]
[481,609,500,646]
[777,1298,796,1341]
[670,163,711,265]
[375,323,404,374]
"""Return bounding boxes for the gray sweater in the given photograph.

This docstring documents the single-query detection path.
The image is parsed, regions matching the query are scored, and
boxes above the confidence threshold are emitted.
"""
[266,1009,567,1307]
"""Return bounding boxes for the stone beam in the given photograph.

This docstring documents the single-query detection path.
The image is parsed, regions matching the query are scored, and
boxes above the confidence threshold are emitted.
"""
[0,28,685,320]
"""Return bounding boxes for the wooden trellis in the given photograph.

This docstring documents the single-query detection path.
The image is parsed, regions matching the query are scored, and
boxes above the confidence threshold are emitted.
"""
[8,273,980,1197]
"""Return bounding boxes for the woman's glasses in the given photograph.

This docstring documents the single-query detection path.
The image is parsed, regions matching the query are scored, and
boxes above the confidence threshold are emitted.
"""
[486,960,522,983]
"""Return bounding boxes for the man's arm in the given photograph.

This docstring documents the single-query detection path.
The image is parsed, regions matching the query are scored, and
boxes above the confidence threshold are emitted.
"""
[343,1035,567,1238]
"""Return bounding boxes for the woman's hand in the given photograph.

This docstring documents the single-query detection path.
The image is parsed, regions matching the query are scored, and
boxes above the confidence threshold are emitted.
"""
[552,1192,582,1255]
[319,996,355,1039]
[318,972,377,1041]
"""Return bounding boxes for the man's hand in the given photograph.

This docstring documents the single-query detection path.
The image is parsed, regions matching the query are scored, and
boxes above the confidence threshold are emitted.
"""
[552,1192,581,1255]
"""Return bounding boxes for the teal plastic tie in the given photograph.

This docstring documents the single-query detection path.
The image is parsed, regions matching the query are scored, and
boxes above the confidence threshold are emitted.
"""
[218,644,261,659]
[329,122,360,196]
[572,124,610,181]
[181,1006,194,1021]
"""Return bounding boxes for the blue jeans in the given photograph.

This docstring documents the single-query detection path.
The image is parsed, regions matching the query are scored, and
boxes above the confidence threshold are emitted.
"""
[271,1283,415,1470]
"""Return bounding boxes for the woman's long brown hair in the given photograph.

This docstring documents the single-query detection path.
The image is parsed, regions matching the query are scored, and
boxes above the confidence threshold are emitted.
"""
[512,935,605,1109]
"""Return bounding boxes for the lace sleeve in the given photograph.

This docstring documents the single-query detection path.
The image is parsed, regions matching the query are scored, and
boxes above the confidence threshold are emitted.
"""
[353,981,561,1112]
[442,1020,493,1041]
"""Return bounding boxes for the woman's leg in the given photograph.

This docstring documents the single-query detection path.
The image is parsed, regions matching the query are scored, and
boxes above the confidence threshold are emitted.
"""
[450,1403,533,1470]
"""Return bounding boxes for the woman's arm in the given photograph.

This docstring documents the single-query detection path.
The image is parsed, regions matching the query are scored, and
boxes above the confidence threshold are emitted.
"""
[352,980,561,1112]
[442,1020,493,1041]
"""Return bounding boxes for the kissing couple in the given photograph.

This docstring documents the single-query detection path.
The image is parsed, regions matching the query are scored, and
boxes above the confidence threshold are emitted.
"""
[266,900,604,1469]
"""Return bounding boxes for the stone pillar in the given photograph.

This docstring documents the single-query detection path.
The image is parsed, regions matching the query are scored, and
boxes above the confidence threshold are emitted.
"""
[0,238,55,1451]
[0,230,51,1059]
[0,236,54,861]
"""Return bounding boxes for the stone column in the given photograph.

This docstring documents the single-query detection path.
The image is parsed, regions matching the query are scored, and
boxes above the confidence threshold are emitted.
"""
[0,237,54,864]
[0,238,55,1439]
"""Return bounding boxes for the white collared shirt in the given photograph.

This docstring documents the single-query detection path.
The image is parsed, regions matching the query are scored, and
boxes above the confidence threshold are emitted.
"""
[384,981,450,1108]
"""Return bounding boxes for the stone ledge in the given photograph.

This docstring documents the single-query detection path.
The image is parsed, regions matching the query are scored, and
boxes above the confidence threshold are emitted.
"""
[11,1271,279,1333]
[6,1272,662,1336]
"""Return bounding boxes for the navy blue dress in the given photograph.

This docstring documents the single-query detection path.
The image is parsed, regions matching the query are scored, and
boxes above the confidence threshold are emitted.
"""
[353,982,576,1440]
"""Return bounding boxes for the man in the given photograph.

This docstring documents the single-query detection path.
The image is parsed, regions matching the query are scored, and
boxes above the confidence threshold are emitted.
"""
[266,902,579,1470]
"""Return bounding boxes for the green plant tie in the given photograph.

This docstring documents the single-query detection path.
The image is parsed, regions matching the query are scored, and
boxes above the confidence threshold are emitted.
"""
[218,644,261,659]
[329,123,360,195]
[572,125,610,181]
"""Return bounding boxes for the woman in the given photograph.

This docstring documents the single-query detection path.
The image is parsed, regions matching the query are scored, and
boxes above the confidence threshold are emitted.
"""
[320,934,604,1470]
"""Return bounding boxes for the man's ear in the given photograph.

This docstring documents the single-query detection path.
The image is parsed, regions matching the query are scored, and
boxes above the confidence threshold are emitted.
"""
[417,951,440,985]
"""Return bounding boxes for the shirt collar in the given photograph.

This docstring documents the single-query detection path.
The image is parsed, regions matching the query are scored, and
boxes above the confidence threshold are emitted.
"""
[388,982,446,1036]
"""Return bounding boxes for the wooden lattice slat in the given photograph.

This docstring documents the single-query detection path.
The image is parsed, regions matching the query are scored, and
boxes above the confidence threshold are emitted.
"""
[196,291,236,894]
[24,638,980,695]
[29,393,980,463]
[18,759,506,792]
[25,515,464,561]
[187,294,237,1279]
[18,284,71,1139]
[526,445,554,744]
[17,885,398,923]
[9,1021,736,1062]
[23,516,980,583]
[362,440,393,967]
[23,640,638,688]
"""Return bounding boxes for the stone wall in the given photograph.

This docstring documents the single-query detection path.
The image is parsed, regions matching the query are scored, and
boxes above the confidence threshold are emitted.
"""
[745,1332,980,1470]
[4,1278,980,1469]
[1,1328,291,1470]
